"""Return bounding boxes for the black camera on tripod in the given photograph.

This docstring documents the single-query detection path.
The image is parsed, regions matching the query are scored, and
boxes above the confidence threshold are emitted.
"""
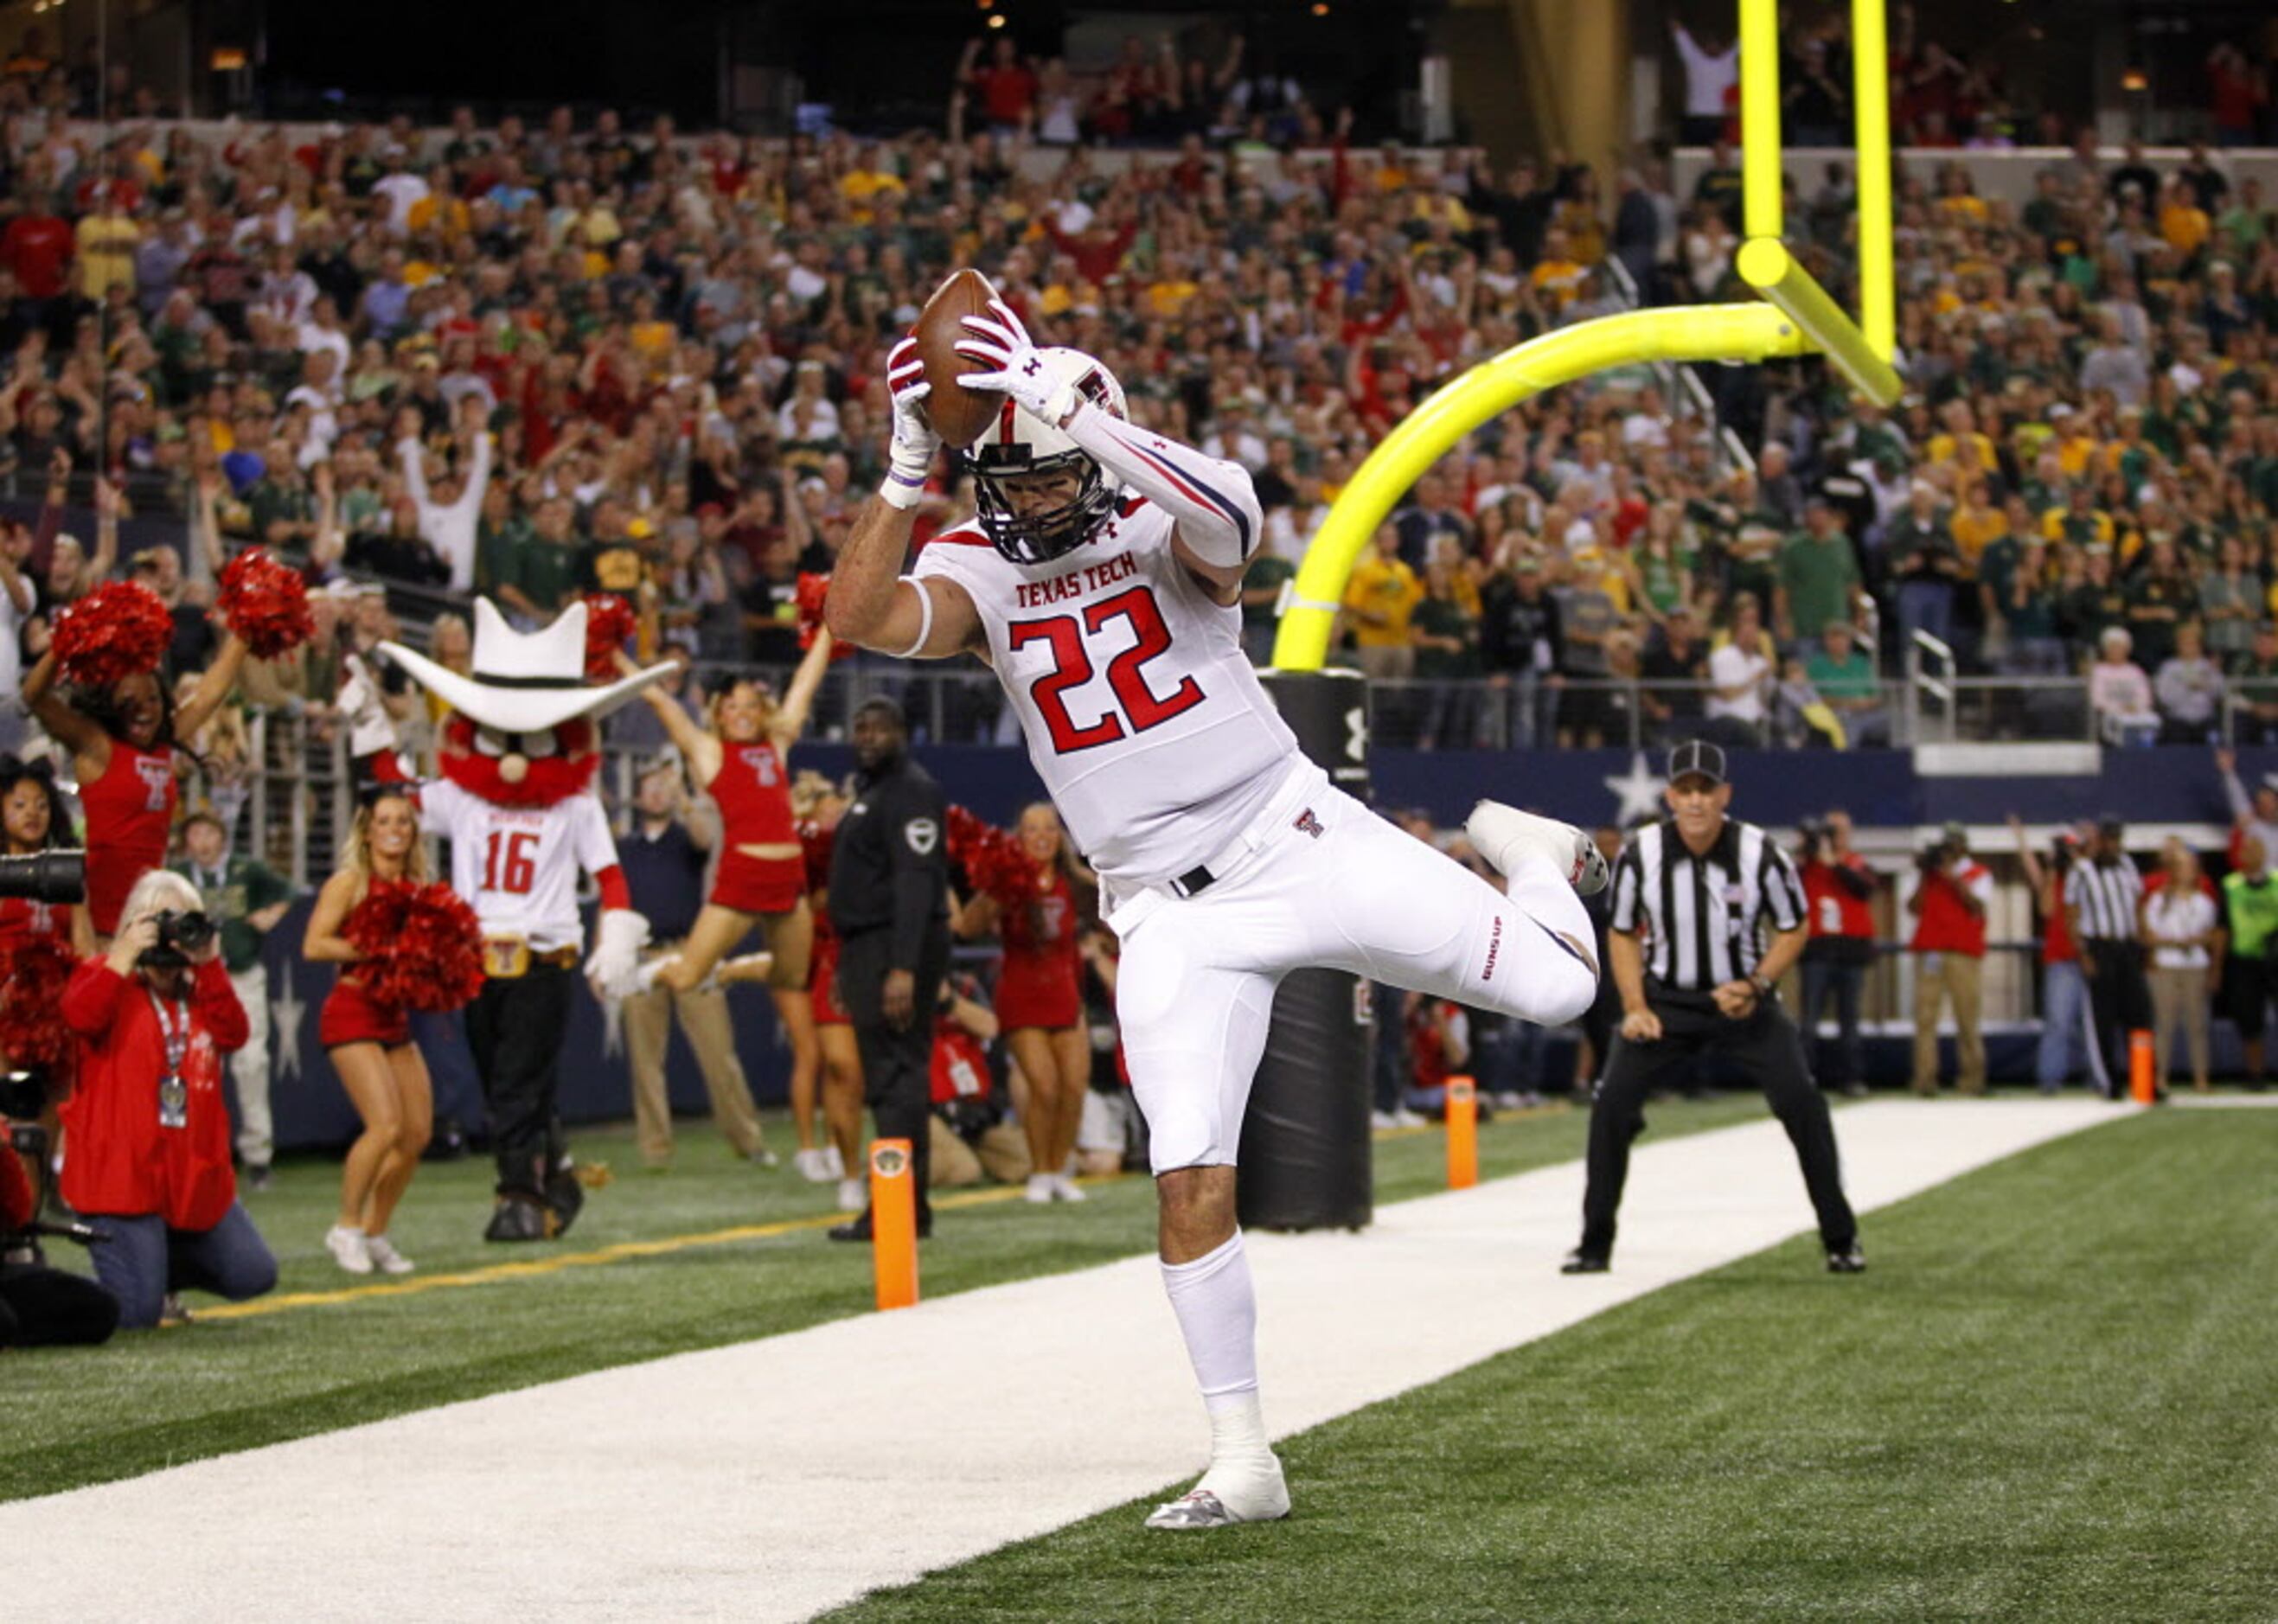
[2,1071,106,1261]
[0,848,84,905]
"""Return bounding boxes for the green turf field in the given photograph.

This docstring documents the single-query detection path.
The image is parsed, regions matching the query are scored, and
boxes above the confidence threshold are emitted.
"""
[827,1108,2278,1624]
[0,1092,1773,1503]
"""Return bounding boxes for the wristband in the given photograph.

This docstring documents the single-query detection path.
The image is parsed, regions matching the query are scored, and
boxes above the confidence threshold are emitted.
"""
[1748,972,1772,997]
[893,576,935,658]
[879,470,927,512]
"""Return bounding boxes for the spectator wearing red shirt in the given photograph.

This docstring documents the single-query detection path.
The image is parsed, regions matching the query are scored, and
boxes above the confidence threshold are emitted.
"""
[2,185,75,339]
[960,36,1040,135]
[1797,809,1876,1097]
[57,870,277,1329]
[927,976,1030,1188]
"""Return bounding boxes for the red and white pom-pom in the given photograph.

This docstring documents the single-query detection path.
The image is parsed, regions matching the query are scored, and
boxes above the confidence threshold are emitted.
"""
[342,879,486,1012]
[0,937,79,1077]
[795,572,854,662]
[217,549,315,659]
[583,592,637,681]
[52,581,174,687]
[946,805,1032,908]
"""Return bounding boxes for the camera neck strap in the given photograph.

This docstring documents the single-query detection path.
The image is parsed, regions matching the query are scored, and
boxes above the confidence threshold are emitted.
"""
[147,988,191,1077]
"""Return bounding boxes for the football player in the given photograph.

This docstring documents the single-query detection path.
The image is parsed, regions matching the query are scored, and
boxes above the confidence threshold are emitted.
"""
[826,301,1607,1530]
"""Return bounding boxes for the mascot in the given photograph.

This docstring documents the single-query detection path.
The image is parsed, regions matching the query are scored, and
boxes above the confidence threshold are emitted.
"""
[381,599,671,1241]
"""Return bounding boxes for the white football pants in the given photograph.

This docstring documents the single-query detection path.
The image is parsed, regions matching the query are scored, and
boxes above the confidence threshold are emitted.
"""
[1107,762,1597,1173]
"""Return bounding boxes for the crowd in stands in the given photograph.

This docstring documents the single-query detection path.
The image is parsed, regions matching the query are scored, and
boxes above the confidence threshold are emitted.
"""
[0,67,2265,757]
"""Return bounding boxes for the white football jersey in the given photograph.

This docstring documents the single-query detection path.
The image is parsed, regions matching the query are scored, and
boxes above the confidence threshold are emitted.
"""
[912,498,1299,884]
[420,777,619,950]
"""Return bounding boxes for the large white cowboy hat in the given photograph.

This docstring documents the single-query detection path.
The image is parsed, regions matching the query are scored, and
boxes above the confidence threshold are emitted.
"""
[379,598,674,735]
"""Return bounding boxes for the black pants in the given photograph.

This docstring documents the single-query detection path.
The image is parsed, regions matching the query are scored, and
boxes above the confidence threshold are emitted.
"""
[1799,955,1868,1091]
[2083,939,2153,1097]
[466,962,574,1198]
[1581,992,1857,1257]
[0,1261,119,1346]
[838,924,951,1222]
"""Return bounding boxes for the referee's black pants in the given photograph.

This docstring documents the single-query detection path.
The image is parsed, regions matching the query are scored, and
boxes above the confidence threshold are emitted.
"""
[2083,939,2153,1098]
[838,924,951,1227]
[1579,990,1857,1258]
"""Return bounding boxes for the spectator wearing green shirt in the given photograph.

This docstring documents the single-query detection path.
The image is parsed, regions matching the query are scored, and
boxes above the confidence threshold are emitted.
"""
[1776,497,1861,652]
[1238,549,1295,666]
[511,496,585,617]
[2222,835,2278,1090]
[1804,621,1885,746]
[173,809,295,1191]
[1411,555,1481,749]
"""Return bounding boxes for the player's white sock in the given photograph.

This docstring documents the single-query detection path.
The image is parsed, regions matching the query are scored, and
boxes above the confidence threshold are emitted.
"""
[1161,1231,1264,1432]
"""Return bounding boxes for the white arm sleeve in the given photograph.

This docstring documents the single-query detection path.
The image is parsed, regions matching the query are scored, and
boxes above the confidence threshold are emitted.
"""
[395,435,433,517]
[1062,405,1263,570]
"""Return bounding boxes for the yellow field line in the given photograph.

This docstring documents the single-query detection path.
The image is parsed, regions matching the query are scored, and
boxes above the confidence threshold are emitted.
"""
[195,1178,1115,1321]
[196,1105,1574,1323]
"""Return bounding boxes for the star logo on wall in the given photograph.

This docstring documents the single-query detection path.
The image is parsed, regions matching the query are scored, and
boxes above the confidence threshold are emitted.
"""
[271,981,305,1082]
[1604,750,1667,827]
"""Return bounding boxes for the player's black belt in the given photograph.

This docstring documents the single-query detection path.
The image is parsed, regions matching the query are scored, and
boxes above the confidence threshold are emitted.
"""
[1168,864,1218,899]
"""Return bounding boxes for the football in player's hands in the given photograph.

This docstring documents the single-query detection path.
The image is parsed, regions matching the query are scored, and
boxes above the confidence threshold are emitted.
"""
[916,269,1002,447]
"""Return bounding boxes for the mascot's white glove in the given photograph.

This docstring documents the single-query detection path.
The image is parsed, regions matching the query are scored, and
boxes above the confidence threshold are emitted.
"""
[880,335,939,511]
[585,909,650,1001]
[955,298,1077,428]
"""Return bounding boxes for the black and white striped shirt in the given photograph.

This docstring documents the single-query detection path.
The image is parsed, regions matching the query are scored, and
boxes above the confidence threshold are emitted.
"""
[2064,857,2145,943]
[1609,817,1808,992]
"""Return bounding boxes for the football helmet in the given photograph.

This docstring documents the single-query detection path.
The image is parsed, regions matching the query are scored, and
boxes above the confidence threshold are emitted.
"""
[969,348,1129,566]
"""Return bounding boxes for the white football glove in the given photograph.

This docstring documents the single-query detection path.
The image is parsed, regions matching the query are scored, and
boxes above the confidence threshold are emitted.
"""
[954,298,1077,428]
[880,335,938,512]
[585,909,651,1001]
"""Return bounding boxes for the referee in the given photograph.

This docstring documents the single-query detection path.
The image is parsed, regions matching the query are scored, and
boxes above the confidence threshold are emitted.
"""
[1564,740,1864,1275]
[2064,815,2149,1101]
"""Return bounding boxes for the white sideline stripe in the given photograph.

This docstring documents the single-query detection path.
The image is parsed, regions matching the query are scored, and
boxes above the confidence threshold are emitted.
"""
[6,1099,2123,1622]
[2165,1093,2278,1108]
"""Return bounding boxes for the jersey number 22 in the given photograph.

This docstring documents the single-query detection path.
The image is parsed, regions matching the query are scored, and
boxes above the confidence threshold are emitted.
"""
[1008,585,1204,754]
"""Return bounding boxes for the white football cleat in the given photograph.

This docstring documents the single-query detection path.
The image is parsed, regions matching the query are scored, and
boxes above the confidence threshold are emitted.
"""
[1466,801,1609,895]
[1145,1454,1291,1531]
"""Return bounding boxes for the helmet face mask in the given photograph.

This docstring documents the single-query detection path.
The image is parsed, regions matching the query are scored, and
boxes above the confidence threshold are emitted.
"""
[968,347,1128,567]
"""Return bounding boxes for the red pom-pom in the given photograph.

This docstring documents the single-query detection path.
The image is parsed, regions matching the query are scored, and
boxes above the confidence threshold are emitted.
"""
[0,937,79,1077]
[342,879,487,1012]
[796,572,854,662]
[946,805,1033,908]
[583,593,637,680]
[52,581,175,687]
[218,549,315,659]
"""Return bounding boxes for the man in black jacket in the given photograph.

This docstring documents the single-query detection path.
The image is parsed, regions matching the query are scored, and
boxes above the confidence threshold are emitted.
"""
[826,697,950,1241]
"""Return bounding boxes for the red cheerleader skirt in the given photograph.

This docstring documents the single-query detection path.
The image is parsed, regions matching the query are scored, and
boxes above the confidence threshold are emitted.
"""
[712,851,807,915]
[322,976,410,1049]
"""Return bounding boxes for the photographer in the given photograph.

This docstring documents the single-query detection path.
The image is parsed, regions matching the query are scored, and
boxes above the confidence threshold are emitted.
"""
[1796,809,1877,1097]
[1905,822,1992,1096]
[0,1102,118,1346]
[56,870,278,1328]
[928,974,1031,1190]
[2013,816,2108,1097]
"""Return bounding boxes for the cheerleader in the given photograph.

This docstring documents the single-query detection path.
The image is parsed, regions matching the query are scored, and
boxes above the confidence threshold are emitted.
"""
[22,634,249,939]
[302,785,432,1276]
[957,803,1094,1204]
[623,629,835,994]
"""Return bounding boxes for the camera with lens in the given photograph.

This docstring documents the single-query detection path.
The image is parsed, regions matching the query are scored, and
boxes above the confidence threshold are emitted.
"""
[141,909,218,969]
[0,847,84,905]
[1797,816,1833,858]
